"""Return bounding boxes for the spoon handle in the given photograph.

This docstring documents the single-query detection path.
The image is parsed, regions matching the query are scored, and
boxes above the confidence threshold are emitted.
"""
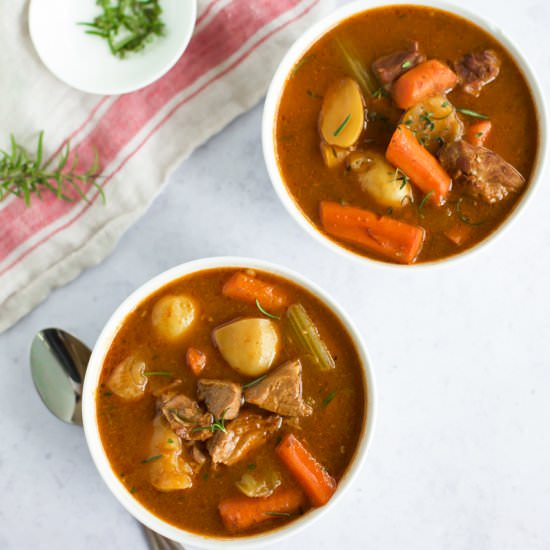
[140,522,183,550]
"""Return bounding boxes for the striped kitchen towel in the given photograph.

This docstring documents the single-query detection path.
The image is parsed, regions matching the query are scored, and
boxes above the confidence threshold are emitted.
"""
[0,0,332,333]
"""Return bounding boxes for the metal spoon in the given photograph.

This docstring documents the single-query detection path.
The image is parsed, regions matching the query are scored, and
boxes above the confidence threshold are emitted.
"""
[30,328,182,550]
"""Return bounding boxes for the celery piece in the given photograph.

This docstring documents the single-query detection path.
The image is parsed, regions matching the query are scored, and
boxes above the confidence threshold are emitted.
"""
[285,304,335,371]
[235,471,282,498]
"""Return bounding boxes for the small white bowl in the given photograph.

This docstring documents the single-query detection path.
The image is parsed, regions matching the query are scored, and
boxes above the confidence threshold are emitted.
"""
[82,257,376,548]
[262,0,548,269]
[29,0,197,95]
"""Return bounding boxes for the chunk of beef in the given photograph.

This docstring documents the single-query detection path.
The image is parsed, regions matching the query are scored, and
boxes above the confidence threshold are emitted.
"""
[207,413,282,465]
[244,360,312,417]
[197,379,242,420]
[455,50,501,97]
[372,41,426,87]
[160,389,214,442]
[439,140,525,203]
[188,442,208,466]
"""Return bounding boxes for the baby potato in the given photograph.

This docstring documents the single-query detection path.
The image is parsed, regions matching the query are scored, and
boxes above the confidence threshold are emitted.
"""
[151,294,197,341]
[148,416,195,491]
[357,151,413,208]
[106,355,148,400]
[319,77,365,148]
[213,318,279,377]
[320,142,349,168]
[401,94,463,153]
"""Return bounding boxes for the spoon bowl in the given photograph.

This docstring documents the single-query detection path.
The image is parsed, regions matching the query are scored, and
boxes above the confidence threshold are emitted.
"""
[30,328,89,426]
[30,328,182,550]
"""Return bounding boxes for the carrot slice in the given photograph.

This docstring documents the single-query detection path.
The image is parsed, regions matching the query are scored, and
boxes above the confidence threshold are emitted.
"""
[320,201,425,264]
[218,487,305,532]
[222,272,289,310]
[444,223,472,246]
[186,347,206,376]
[276,433,337,507]
[392,59,457,109]
[386,125,452,204]
[465,120,492,147]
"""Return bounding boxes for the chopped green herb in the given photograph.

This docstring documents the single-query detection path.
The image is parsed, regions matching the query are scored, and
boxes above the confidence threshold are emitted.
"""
[322,390,337,407]
[242,375,267,390]
[292,54,315,77]
[255,299,280,320]
[167,438,174,444]
[418,190,434,212]
[143,371,172,377]
[265,511,293,518]
[372,87,390,99]
[441,101,449,108]
[404,118,414,126]
[456,197,486,226]
[141,454,163,464]
[247,463,257,471]
[333,114,351,137]
[475,131,483,138]
[420,111,435,131]
[79,0,165,59]
[102,391,113,397]
[202,472,209,481]
[0,131,103,207]
[401,60,413,69]
[306,89,322,99]
[130,486,137,494]
[456,108,489,120]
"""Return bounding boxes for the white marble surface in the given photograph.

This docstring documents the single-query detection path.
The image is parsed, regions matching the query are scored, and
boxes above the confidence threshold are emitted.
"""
[2,1,550,548]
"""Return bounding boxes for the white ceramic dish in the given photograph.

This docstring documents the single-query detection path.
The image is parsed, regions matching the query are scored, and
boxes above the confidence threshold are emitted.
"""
[29,0,197,95]
[82,257,376,548]
[262,0,548,269]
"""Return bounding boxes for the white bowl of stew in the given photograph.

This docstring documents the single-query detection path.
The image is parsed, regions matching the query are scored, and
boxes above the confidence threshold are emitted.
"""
[262,0,547,266]
[82,257,376,548]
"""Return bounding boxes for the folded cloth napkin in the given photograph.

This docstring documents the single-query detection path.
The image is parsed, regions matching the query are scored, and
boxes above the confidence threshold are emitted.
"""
[0,0,333,333]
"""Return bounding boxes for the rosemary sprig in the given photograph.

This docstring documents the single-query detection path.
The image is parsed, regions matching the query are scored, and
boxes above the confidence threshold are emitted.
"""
[141,454,162,464]
[192,410,228,434]
[333,114,351,137]
[80,0,165,59]
[456,108,489,120]
[255,299,281,320]
[242,374,268,390]
[0,132,104,207]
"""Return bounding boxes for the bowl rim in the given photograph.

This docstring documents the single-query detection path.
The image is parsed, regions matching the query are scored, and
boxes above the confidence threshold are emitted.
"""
[28,0,197,95]
[262,0,549,270]
[82,256,377,548]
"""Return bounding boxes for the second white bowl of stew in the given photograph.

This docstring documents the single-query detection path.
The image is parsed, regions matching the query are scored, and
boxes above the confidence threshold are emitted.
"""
[263,0,547,265]
[82,257,375,548]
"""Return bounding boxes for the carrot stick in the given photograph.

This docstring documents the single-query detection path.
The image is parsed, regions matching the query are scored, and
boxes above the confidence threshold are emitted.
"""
[444,223,472,246]
[276,433,337,507]
[186,347,206,376]
[222,272,289,310]
[386,125,451,204]
[320,201,425,264]
[465,120,492,147]
[392,59,457,109]
[218,487,305,532]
